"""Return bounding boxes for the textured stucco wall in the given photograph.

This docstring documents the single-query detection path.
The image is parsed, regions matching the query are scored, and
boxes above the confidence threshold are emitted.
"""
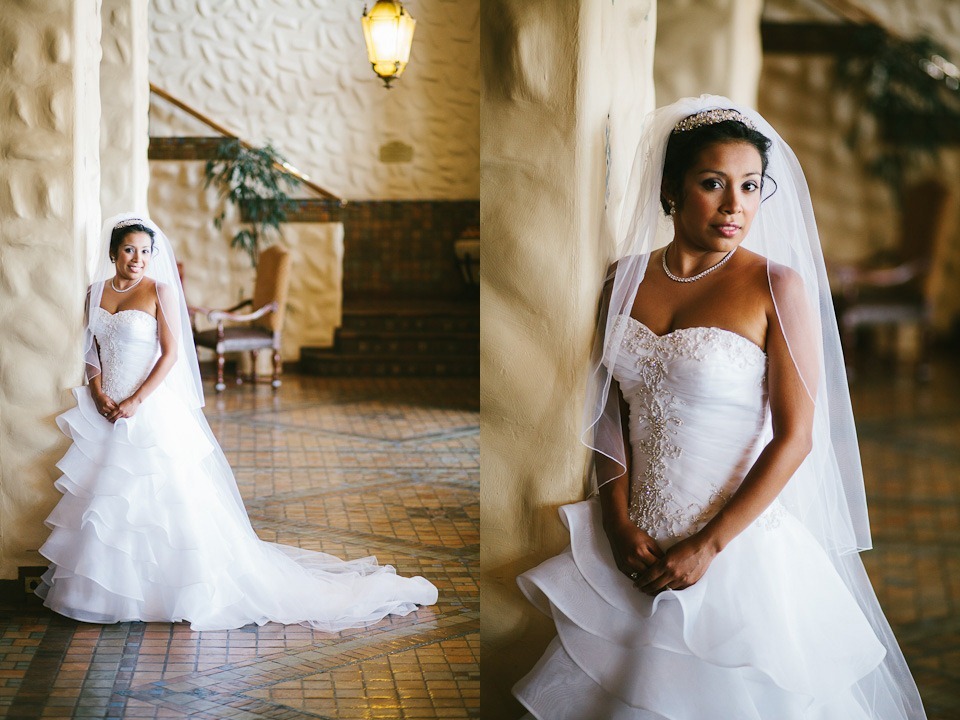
[761,0,960,330]
[144,0,479,354]
[480,1,656,716]
[147,0,479,201]
[100,0,149,221]
[148,161,343,358]
[655,0,763,107]
[0,1,101,577]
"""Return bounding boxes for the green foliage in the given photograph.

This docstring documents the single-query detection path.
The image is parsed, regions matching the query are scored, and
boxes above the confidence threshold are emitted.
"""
[203,139,302,266]
[836,28,960,201]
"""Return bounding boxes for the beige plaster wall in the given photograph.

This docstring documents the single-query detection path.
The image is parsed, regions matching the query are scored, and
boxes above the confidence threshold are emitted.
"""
[100,0,150,221]
[480,0,656,716]
[146,0,479,201]
[760,0,960,330]
[655,0,763,107]
[0,1,101,577]
[759,56,895,263]
[143,0,478,355]
[148,162,344,359]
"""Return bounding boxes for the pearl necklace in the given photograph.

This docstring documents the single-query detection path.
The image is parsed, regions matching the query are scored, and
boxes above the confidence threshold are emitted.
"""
[111,276,144,293]
[662,244,736,283]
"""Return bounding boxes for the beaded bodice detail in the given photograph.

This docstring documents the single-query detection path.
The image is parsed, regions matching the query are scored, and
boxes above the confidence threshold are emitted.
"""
[610,314,781,545]
[93,307,159,402]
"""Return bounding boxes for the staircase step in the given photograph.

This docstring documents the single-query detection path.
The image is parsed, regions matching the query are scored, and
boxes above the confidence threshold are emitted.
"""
[342,313,478,334]
[335,330,478,356]
[341,299,479,334]
[302,299,479,376]
[300,350,479,377]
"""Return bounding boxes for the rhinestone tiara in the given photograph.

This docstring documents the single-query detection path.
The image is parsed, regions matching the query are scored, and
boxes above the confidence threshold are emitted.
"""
[672,108,757,134]
[114,217,146,229]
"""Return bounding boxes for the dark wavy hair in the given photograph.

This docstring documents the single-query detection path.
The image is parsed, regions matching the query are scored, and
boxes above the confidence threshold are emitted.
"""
[660,119,773,215]
[109,223,156,261]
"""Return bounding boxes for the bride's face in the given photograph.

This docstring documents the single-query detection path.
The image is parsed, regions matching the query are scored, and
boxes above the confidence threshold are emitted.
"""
[113,232,153,281]
[669,141,763,254]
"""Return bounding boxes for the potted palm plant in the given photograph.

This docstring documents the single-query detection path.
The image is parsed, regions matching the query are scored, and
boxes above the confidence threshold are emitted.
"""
[203,139,302,266]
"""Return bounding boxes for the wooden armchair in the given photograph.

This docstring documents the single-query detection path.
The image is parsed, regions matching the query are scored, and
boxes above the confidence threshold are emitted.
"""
[830,179,956,378]
[190,245,291,392]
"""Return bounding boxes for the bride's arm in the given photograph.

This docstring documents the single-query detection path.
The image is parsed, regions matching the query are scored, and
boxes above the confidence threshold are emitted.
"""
[594,260,665,578]
[636,269,815,595]
[84,287,118,417]
[598,376,665,578]
[107,283,180,421]
[89,340,118,417]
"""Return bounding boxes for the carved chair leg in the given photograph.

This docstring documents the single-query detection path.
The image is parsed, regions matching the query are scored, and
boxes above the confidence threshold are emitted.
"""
[272,349,282,389]
[248,350,259,385]
[216,350,226,393]
[917,322,933,383]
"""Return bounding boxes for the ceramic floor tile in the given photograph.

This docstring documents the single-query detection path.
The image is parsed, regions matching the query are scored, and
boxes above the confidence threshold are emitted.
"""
[1,374,478,719]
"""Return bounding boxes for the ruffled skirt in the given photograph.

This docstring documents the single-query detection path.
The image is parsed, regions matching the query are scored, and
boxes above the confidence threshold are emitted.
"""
[513,499,887,720]
[37,385,437,631]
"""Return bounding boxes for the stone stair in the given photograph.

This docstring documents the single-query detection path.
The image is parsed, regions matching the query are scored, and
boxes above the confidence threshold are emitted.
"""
[300,299,479,377]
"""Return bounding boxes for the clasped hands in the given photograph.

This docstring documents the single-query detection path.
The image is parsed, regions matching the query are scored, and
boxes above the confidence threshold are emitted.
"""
[93,390,141,423]
[604,518,717,595]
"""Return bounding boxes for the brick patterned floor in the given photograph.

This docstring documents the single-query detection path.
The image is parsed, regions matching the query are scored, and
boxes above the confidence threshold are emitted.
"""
[0,375,478,719]
[1,358,956,718]
[852,357,960,720]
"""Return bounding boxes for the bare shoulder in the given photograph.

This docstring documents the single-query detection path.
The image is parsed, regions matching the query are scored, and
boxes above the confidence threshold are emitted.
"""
[733,246,771,277]
[765,259,807,302]
[729,247,774,302]
[154,281,180,312]
[760,259,816,350]
[732,250,806,297]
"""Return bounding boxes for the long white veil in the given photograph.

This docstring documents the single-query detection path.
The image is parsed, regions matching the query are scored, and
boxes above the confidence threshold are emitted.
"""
[583,96,926,718]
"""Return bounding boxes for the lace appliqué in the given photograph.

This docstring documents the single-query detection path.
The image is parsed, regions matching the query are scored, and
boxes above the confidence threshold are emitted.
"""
[754,501,785,530]
[95,309,158,401]
[620,316,766,369]
[616,317,732,539]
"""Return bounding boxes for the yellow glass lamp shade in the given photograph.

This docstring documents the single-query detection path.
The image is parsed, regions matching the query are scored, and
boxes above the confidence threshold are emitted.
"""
[361,1,416,87]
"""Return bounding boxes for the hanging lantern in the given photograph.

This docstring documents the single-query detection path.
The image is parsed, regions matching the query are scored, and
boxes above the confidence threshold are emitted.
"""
[361,1,416,88]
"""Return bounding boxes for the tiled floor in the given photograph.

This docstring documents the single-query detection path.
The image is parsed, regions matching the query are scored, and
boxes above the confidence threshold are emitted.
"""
[852,355,960,720]
[1,358,957,718]
[0,375,479,719]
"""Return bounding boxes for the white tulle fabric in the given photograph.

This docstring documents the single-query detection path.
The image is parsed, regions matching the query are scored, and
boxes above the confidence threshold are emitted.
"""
[37,214,437,631]
[514,319,900,719]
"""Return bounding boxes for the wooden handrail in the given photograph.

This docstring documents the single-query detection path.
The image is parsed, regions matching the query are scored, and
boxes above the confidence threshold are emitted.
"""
[150,83,344,204]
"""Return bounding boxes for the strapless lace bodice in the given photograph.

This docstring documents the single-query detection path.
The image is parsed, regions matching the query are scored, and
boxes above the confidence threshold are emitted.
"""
[610,314,781,543]
[92,307,159,402]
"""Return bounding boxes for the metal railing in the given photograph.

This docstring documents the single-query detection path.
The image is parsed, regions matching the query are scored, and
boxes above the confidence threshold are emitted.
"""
[150,83,344,204]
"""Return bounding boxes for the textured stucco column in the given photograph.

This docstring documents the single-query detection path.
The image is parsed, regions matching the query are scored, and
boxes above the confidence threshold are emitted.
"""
[100,0,149,222]
[480,1,656,717]
[0,1,102,577]
[655,0,763,106]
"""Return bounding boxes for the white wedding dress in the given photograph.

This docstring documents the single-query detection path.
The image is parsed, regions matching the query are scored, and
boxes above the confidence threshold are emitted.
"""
[514,315,889,719]
[37,307,437,630]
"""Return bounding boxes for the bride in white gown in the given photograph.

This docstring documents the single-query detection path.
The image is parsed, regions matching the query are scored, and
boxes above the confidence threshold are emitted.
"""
[37,213,437,631]
[513,98,926,718]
